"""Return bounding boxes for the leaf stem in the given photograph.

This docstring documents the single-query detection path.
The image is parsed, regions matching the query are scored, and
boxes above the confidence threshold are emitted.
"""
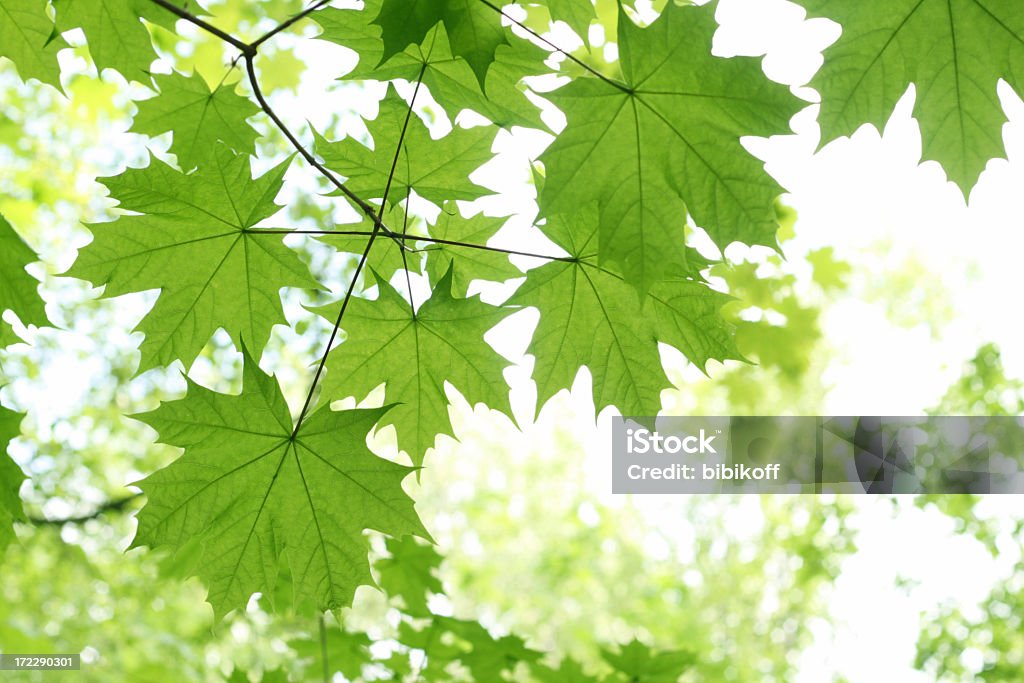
[319,613,330,683]
[289,65,429,435]
[251,0,334,50]
[247,228,575,263]
[243,55,403,242]
[148,0,255,55]
[27,493,143,526]
[473,0,631,93]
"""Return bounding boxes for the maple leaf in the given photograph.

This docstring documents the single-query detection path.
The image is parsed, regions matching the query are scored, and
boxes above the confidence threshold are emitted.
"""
[316,0,546,129]
[438,617,543,680]
[423,203,522,296]
[532,658,597,683]
[131,70,261,171]
[131,348,429,617]
[541,0,597,40]
[796,0,1024,194]
[289,626,373,681]
[372,0,508,88]
[538,2,800,293]
[315,86,496,209]
[602,639,695,682]
[0,404,26,551]
[313,266,512,465]
[376,536,443,616]
[0,214,49,345]
[67,146,317,372]
[0,0,68,88]
[512,209,739,419]
[52,0,182,80]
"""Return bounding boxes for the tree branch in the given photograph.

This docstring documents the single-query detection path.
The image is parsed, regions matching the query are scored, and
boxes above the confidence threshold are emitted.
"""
[473,0,631,94]
[148,0,254,55]
[243,55,406,246]
[251,0,334,51]
[245,228,576,263]
[27,493,143,526]
[290,64,429,435]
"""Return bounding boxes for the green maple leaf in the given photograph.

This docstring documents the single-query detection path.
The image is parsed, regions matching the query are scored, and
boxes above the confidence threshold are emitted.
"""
[376,536,443,616]
[602,639,694,682]
[0,214,49,345]
[67,147,317,372]
[532,658,597,683]
[52,0,175,80]
[512,209,739,419]
[538,2,800,293]
[373,0,508,88]
[131,70,260,171]
[313,266,511,465]
[541,0,597,40]
[0,404,26,551]
[438,617,543,680]
[315,86,496,209]
[796,0,1024,194]
[131,348,429,617]
[0,0,68,88]
[423,203,521,297]
[290,626,373,681]
[316,0,545,129]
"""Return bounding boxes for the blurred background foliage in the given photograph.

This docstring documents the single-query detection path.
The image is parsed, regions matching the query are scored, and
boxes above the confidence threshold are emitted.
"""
[1,0,1022,681]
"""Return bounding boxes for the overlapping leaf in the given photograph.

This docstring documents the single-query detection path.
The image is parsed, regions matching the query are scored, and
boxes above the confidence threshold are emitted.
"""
[52,0,186,80]
[512,209,739,418]
[67,147,317,372]
[319,203,424,286]
[316,0,546,129]
[541,0,597,40]
[373,0,508,88]
[423,202,520,296]
[289,626,373,681]
[539,2,800,293]
[602,639,695,682]
[315,86,496,209]
[377,536,443,616]
[0,404,26,551]
[0,214,49,346]
[131,349,429,617]
[131,70,260,171]
[796,0,1024,193]
[0,0,68,87]
[313,266,511,465]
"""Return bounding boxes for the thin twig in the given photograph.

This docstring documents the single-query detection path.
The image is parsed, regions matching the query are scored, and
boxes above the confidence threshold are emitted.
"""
[251,0,334,51]
[246,228,575,263]
[243,56,401,242]
[149,0,255,55]
[319,614,330,683]
[474,0,631,93]
[290,66,429,435]
[290,227,380,438]
[27,493,143,526]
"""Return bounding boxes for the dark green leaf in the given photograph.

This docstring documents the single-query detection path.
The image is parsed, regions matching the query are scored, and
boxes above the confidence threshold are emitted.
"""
[131,348,429,617]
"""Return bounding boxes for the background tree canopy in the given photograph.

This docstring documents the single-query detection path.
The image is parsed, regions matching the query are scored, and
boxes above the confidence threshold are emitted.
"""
[1,0,1023,680]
